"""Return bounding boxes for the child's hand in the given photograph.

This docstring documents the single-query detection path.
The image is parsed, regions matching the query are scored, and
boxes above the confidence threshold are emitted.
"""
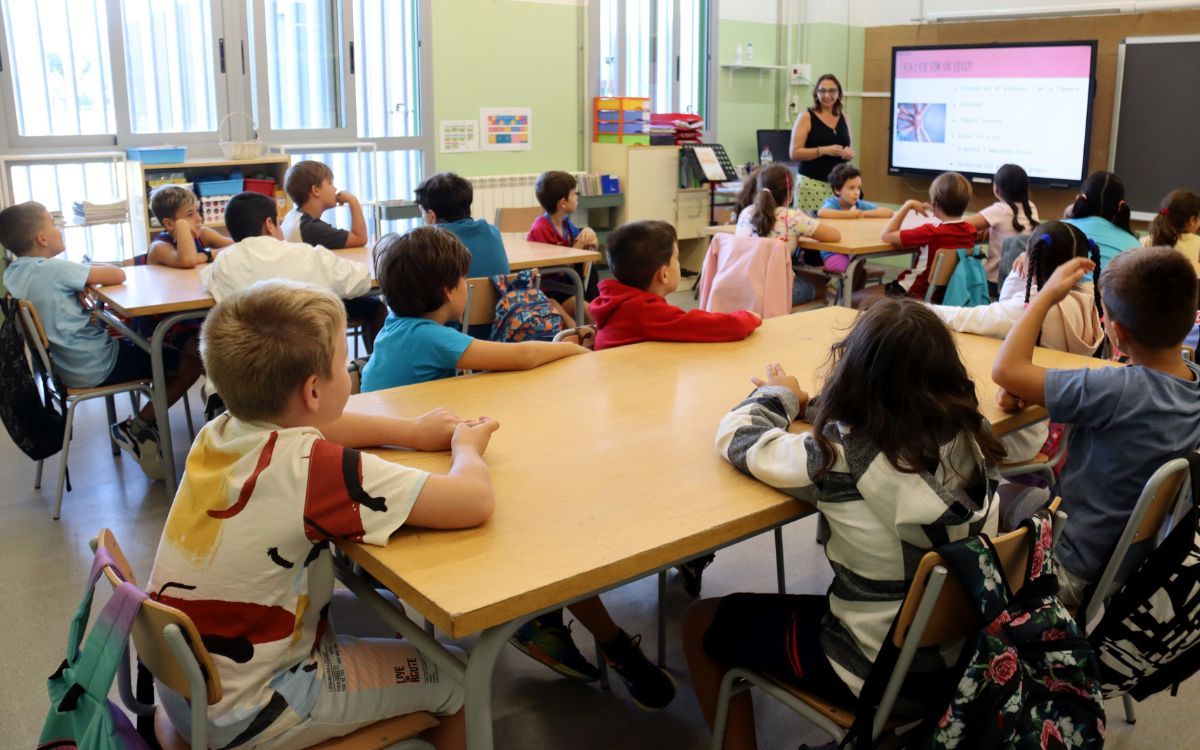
[751,362,809,410]
[411,407,464,451]
[574,227,599,249]
[336,190,358,206]
[996,387,1027,414]
[174,218,196,237]
[452,417,500,456]
[849,208,864,219]
[559,326,596,349]
[1039,256,1095,303]
[904,200,931,216]
[1011,252,1029,278]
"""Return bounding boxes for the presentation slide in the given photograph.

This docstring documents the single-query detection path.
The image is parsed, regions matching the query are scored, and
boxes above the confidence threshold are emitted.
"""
[890,45,1094,183]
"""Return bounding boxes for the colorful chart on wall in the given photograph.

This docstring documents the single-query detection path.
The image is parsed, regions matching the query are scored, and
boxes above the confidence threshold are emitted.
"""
[480,107,532,151]
[439,120,479,153]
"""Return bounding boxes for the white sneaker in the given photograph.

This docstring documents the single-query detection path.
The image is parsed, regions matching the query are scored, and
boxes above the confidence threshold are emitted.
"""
[110,418,166,481]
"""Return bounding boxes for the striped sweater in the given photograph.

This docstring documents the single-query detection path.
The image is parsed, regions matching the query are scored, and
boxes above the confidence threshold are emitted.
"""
[716,386,999,695]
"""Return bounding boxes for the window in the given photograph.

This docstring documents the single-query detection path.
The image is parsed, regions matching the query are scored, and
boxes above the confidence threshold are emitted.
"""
[354,0,422,138]
[593,0,711,118]
[260,0,343,131]
[5,156,130,262]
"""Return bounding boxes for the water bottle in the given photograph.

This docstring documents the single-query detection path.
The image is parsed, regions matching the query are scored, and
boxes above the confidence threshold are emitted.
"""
[760,145,773,166]
[734,44,744,64]
[746,43,754,63]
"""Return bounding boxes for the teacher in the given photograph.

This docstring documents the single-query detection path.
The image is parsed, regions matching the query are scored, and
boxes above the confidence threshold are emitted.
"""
[789,73,854,214]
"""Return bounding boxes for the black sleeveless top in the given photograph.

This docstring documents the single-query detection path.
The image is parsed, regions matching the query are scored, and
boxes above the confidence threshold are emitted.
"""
[800,109,850,182]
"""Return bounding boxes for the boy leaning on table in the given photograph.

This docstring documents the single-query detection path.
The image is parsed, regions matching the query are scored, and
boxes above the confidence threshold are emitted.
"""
[0,201,201,480]
[147,279,498,750]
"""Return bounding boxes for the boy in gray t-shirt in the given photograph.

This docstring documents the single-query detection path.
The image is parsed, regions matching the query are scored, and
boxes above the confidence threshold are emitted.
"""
[992,246,1200,605]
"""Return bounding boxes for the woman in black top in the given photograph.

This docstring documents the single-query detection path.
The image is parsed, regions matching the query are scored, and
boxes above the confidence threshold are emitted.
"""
[789,73,855,213]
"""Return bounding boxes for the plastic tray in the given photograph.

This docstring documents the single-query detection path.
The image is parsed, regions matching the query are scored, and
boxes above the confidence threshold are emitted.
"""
[126,146,187,164]
[243,178,276,197]
[196,178,244,197]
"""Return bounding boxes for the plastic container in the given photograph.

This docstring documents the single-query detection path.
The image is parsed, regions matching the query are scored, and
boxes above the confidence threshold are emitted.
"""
[243,178,276,197]
[601,175,620,194]
[196,178,244,197]
[597,133,650,145]
[126,146,187,164]
[597,121,647,135]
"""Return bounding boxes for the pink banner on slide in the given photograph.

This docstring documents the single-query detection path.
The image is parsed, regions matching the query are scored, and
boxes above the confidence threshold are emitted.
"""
[895,46,1091,79]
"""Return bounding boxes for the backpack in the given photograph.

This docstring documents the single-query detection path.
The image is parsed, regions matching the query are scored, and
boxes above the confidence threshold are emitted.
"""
[921,510,1106,749]
[0,295,67,461]
[38,546,151,750]
[941,249,990,307]
[490,270,563,343]
[1091,452,1200,702]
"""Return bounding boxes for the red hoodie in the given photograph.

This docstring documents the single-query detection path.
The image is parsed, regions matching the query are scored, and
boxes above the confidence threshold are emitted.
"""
[589,279,762,351]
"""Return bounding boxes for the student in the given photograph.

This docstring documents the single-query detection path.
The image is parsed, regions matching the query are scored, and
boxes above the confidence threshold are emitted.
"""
[147,280,498,749]
[1142,189,1200,262]
[733,164,842,305]
[815,163,892,288]
[147,185,232,268]
[879,171,977,302]
[280,159,368,249]
[963,163,1040,292]
[589,220,762,352]
[992,247,1200,606]
[414,172,509,278]
[206,191,386,351]
[1063,170,1139,267]
[0,201,201,479]
[359,227,587,392]
[684,298,1001,748]
[526,170,599,324]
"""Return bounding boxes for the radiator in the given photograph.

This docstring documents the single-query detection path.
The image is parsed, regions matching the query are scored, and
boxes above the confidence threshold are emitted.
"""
[466,172,586,224]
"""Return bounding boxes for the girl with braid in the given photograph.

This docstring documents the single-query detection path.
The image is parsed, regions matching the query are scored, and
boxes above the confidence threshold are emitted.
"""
[1142,189,1200,262]
[1064,170,1140,267]
[966,163,1040,293]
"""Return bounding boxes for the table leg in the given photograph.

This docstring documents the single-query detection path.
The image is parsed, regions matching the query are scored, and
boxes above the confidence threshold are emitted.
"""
[150,311,209,494]
[464,619,525,750]
[840,257,864,308]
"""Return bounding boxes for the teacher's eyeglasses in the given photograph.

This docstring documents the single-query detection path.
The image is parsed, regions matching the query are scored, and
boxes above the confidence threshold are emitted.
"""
[817,88,839,96]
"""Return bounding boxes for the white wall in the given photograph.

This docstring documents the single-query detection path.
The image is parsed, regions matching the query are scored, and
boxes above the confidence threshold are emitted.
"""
[802,0,1200,27]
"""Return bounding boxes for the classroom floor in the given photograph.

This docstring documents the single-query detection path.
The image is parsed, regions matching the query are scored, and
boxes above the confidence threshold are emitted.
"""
[2,291,1197,749]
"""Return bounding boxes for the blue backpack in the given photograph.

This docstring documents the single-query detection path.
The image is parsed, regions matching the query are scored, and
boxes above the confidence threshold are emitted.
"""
[942,249,990,307]
[490,270,563,343]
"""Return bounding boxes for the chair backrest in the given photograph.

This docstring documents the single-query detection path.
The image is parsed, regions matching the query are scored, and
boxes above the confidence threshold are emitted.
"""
[460,272,537,328]
[494,206,543,234]
[16,299,54,381]
[347,357,368,395]
[94,529,223,706]
[925,247,960,303]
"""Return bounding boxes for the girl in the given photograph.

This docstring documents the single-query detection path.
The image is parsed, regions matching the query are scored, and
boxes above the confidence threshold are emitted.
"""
[816,163,893,284]
[1142,189,1200,262]
[734,164,841,305]
[683,297,1002,749]
[965,163,1040,292]
[1064,170,1139,266]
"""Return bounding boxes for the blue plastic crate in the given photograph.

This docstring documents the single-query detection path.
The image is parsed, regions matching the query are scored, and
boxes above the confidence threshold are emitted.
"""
[126,146,187,164]
[597,121,647,135]
[195,178,244,197]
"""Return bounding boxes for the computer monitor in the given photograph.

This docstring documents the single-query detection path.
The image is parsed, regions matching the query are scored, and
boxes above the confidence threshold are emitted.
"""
[755,129,795,166]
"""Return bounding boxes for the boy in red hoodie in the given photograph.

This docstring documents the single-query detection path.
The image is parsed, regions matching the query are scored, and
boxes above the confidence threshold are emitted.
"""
[590,220,762,351]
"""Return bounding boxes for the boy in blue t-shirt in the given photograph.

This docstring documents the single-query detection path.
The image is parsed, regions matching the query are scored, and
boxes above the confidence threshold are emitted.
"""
[0,201,202,479]
[414,172,509,278]
[993,247,1200,606]
[815,163,893,277]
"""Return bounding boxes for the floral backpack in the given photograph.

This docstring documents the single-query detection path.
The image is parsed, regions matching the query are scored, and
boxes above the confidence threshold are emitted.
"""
[921,510,1106,749]
[489,270,563,343]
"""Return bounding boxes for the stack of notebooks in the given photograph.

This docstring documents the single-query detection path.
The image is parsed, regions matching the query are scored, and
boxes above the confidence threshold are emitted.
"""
[71,199,128,225]
[650,113,705,145]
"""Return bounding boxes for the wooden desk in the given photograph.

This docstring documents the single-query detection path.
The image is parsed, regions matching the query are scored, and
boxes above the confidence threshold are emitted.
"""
[334,306,1112,749]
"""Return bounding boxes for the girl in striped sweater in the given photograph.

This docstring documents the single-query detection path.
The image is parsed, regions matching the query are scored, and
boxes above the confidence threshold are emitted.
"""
[683,297,1004,749]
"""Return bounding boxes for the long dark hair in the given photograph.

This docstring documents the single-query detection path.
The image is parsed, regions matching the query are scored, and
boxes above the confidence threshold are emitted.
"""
[734,164,793,237]
[1149,189,1200,248]
[1023,220,1101,314]
[810,297,1006,478]
[993,164,1036,233]
[1070,171,1132,234]
[809,73,843,117]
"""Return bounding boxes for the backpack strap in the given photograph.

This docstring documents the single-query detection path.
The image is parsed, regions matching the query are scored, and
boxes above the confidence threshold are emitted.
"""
[61,547,123,668]
[937,532,1012,625]
[59,580,147,712]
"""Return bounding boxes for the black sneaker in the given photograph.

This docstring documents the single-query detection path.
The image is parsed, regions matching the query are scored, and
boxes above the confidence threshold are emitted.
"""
[677,553,716,597]
[110,418,165,480]
[600,631,676,710]
[509,617,601,682]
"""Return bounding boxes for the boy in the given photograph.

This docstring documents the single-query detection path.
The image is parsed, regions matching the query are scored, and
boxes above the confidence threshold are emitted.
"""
[147,184,232,267]
[359,227,587,392]
[280,159,368,249]
[879,171,977,302]
[0,201,201,479]
[527,170,599,323]
[414,172,509,278]
[992,247,1200,606]
[589,220,762,352]
[208,191,386,351]
[147,280,497,749]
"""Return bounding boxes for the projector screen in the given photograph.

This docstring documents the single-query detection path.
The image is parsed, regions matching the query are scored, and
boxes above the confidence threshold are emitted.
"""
[888,42,1097,187]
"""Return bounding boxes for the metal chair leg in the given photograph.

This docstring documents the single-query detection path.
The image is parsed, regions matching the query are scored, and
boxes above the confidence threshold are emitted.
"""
[775,527,787,594]
[34,459,44,489]
[595,636,610,689]
[105,394,119,456]
[1123,693,1137,724]
[54,400,80,520]
[657,570,667,667]
[182,391,196,441]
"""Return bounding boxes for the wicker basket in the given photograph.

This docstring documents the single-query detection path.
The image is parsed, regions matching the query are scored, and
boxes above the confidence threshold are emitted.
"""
[218,112,262,160]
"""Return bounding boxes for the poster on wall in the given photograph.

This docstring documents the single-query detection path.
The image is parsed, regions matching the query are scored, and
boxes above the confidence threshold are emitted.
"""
[439,120,479,153]
[480,107,532,151]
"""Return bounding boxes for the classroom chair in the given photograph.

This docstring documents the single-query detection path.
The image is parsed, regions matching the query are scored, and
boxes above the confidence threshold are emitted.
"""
[348,357,370,395]
[924,247,960,304]
[1081,455,1193,725]
[698,234,796,319]
[998,233,1032,284]
[494,206,544,234]
[89,529,440,750]
[710,509,1068,749]
[997,425,1071,494]
[16,300,160,520]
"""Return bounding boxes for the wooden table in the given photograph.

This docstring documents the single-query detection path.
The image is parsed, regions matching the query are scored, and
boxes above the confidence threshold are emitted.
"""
[334,306,1113,749]
[89,239,601,492]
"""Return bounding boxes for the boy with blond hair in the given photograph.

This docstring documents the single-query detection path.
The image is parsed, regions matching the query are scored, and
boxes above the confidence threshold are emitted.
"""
[280,159,368,249]
[147,280,498,749]
[993,247,1200,605]
[147,185,232,267]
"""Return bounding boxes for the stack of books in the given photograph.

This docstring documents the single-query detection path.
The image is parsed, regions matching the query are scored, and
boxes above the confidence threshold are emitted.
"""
[71,199,128,225]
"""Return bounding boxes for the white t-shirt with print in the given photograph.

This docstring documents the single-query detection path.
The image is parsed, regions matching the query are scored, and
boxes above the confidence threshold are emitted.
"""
[735,205,822,252]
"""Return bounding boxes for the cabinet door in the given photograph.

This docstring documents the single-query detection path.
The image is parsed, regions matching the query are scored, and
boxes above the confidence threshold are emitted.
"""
[625,148,679,224]
[675,189,710,239]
